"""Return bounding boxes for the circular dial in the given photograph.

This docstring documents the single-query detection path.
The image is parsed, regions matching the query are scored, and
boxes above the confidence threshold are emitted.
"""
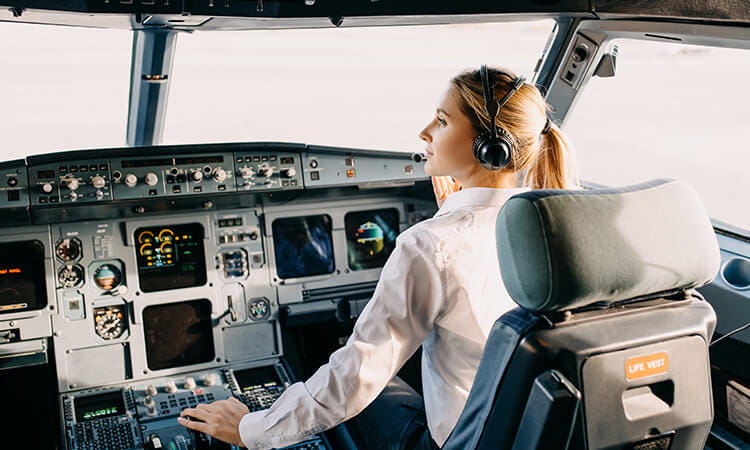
[93,264,122,291]
[58,264,84,288]
[248,297,271,320]
[55,238,82,261]
[94,307,126,340]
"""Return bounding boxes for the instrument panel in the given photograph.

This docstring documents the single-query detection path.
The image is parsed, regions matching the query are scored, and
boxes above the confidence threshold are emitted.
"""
[0,143,434,449]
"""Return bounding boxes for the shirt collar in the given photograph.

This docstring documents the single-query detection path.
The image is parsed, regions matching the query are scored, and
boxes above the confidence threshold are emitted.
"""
[434,186,531,218]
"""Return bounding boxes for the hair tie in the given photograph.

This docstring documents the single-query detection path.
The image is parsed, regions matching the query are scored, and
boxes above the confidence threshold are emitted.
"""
[541,117,552,135]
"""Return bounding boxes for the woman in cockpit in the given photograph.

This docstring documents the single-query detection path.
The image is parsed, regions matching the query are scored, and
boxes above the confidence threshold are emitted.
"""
[178,66,578,449]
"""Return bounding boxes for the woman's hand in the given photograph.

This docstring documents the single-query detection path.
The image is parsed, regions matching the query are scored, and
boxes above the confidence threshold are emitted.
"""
[432,176,462,208]
[178,397,249,447]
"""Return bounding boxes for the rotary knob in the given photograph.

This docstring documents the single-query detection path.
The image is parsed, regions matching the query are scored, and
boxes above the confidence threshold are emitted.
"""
[191,171,203,182]
[124,173,138,188]
[239,167,254,179]
[184,377,197,390]
[257,167,272,177]
[212,168,227,183]
[201,373,218,387]
[144,172,158,186]
[41,182,54,194]
[165,380,178,393]
[280,168,296,178]
[147,384,158,396]
[90,175,106,189]
[144,395,156,408]
[62,178,80,191]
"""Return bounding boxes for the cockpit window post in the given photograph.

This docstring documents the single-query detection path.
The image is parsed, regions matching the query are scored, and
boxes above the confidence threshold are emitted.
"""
[126,29,179,147]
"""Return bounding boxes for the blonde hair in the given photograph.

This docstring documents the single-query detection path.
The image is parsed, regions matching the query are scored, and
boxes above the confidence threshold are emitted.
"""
[451,67,579,189]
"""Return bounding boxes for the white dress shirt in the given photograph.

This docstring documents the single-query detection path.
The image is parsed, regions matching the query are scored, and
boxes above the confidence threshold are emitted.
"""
[239,186,531,449]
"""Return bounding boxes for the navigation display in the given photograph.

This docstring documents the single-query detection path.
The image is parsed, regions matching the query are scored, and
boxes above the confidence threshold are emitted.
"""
[345,208,399,270]
[74,391,126,422]
[0,240,47,314]
[272,215,335,279]
[143,299,214,371]
[135,223,207,293]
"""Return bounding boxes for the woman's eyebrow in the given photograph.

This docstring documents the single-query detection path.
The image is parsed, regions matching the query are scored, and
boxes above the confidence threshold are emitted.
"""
[437,108,451,117]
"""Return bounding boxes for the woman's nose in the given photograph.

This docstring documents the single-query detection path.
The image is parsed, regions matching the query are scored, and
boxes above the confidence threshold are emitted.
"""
[418,126,431,143]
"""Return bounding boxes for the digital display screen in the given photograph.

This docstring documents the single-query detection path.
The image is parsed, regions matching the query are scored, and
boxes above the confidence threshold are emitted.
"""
[135,223,207,293]
[234,366,282,392]
[175,156,223,165]
[74,391,126,422]
[0,240,47,314]
[345,208,399,270]
[121,156,223,168]
[272,215,335,280]
[37,170,55,179]
[121,158,173,168]
[143,299,214,371]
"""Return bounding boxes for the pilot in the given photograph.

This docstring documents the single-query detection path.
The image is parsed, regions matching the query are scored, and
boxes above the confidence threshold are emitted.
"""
[177,66,579,449]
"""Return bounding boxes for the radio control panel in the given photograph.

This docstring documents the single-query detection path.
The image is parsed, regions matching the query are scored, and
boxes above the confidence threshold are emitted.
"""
[110,152,236,199]
[234,151,303,192]
[29,160,112,206]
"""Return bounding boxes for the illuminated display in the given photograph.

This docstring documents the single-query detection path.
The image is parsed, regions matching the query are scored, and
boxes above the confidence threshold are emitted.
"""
[272,215,334,279]
[74,391,126,422]
[135,223,207,292]
[0,240,47,314]
[234,366,282,392]
[143,299,214,371]
[344,208,399,270]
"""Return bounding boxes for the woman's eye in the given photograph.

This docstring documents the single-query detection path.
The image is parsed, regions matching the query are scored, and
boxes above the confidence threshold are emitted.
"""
[437,117,447,127]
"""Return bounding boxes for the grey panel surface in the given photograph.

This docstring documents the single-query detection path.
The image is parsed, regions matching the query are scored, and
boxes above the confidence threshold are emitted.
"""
[223,322,278,363]
[301,150,427,189]
[64,344,130,389]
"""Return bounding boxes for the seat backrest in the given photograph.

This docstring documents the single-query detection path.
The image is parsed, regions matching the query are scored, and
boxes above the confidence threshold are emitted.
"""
[443,179,720,450]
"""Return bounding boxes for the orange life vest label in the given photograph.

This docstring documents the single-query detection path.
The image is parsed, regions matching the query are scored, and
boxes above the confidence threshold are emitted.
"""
[625,352,669,381]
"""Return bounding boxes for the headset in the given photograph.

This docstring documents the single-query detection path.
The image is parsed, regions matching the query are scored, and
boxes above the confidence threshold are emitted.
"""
[473,65,526,170]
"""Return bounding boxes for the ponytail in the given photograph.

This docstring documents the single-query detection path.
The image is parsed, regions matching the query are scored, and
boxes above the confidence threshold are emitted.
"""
[524,122,579,190]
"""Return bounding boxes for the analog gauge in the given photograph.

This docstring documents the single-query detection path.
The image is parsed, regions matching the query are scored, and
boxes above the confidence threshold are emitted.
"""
[139,243,153,257]
[55,238,82,261]
[248,297,271,320]
[93,264,122,291]
[137,230,154,244]
[58,264,84,288]
[94,306,126,340]
[158,228,174,242]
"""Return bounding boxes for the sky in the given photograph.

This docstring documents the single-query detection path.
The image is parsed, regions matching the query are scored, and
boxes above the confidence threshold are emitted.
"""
[1,19,748,229]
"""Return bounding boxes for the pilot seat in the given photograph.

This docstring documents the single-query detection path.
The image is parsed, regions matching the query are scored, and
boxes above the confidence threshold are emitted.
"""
[441,179,720,450]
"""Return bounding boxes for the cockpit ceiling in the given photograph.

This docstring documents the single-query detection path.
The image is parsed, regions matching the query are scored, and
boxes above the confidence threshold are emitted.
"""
[0,0,748,30]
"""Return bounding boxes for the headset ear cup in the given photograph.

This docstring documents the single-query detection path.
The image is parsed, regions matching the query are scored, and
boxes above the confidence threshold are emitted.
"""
[473,129,512,170]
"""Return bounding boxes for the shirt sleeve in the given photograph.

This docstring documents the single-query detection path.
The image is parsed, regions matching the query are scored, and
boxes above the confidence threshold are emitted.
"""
[239,228,445,449]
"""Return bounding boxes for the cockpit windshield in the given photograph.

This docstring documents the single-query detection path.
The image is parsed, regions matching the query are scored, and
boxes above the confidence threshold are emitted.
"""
[1,20,555,159]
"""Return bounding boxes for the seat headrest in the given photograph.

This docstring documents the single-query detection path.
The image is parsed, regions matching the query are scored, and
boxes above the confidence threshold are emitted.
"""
[495,179,720,313]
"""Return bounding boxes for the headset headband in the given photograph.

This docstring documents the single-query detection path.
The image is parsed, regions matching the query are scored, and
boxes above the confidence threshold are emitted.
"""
[479,65,526,137]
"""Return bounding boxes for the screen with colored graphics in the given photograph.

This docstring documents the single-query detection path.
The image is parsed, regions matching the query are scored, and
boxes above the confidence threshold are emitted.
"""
[345,208,399,270]
[135,223,207,292]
